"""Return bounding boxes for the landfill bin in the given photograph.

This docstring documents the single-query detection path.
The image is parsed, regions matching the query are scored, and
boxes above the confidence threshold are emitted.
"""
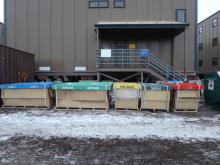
[167,83,204,112]
[141,83,171,112]
[113,83,141,111]
[0,82,55,109]
[53,82,113,110]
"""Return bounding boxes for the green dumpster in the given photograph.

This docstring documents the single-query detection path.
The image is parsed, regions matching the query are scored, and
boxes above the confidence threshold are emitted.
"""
[204,72,220,107]
[53,82,113,110]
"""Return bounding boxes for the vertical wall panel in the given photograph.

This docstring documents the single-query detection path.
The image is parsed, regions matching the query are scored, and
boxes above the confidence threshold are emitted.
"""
[39,0,51,67]
[62,0,75,72]
[136,0,148,20]
[160,39,172,64]
[185,0,196,72]
[148,0,161,20]
[51,0,62,71]
[15,0,28,51]
[161,0,174,21]
[111,6,124,21]
[87,8,99,71]
[28,0,39,70]
[124,0,137,21]
[74,0,87,68]
[6,0,16,48]
[173,0,186,71]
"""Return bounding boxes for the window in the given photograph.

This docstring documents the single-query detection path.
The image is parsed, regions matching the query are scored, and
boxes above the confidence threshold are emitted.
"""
[212,57,218,66]
[89,0,109,8]
[176,9,186,23]
[199,43,203,51]
[114,0,125,8]
[199,26,203,34]
[199,60,203,67]
[212,18,218,27]
[212,38,218,47]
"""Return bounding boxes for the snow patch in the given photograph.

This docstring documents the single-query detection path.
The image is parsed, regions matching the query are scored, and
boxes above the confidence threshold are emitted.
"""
[0,111,220,141]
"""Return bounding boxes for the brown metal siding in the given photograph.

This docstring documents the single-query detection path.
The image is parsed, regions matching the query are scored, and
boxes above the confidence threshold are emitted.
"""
[5,0,197,73]
[0,45,34,84]
[198,11,220,74]
[0,23,3,44]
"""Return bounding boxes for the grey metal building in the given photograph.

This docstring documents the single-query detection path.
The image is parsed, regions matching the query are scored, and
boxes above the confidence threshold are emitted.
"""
[5,0,197,82]
[198,10,220,74]
[0,22,3,44]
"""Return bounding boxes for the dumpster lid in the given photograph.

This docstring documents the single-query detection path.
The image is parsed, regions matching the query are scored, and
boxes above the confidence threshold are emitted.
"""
[53,82,113,91]
[113,83,141,90]
[165,83,204,90]
[142,83,172,91]
[0,82,56,89]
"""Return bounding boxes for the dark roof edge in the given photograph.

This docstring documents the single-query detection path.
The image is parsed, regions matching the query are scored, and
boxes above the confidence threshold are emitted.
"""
[199,10,220,24]
[0,22,3,25]
[95,23,189,29]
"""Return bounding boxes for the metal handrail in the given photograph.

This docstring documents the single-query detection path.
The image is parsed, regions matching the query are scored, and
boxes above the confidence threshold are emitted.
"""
[96,49,185,81]
[146,56,184,80]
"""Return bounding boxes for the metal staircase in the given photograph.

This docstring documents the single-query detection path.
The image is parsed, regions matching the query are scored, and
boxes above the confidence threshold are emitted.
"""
[96,49,185,82]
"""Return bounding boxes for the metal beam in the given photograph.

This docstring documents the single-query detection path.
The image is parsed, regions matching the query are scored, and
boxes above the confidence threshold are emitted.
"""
[99,73,120,82]
[121,72,141,81]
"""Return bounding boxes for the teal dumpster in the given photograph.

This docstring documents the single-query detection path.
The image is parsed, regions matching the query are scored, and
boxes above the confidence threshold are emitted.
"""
[204,72,220,107]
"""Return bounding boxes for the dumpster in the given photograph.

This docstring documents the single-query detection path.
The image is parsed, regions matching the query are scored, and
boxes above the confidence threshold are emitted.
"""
[166,83,204,112]
[0,82,55,109]
[53,82,113,110]
[204,72,220,108]
[113,83,141,111]
[141,83,171,112]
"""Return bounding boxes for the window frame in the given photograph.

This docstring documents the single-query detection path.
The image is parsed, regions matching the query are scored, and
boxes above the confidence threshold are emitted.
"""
[212,57,218,66]
[199,26,203,34]
[89,0,109,8]
[114,0,126,8]
[176,9,187,23]
[212,37,218,47]
[212,18,218,28]
[199,43,203,51]
[199,60,203,68]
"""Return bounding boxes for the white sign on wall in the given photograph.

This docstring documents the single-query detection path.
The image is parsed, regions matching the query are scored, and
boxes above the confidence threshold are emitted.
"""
[39,67,51,71]
[75,67,87,71]
[101,49,111,58]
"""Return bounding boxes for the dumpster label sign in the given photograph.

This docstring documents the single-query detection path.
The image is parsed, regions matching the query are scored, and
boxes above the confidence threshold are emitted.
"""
[151,86,162,91]
[208,80,214,91]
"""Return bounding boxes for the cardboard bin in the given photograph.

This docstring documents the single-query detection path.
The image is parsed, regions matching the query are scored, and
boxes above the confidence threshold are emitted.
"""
[0,82,55,109]
[141,83,171,112]
[113,83,141,111]
[53,82,113,110]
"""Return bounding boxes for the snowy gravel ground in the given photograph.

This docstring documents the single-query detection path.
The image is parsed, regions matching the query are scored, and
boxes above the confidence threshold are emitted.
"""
[0,109,219,141]
[0,107,220,164]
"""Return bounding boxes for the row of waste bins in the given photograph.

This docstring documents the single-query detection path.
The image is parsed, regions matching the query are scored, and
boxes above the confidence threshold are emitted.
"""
[0,82,204,112]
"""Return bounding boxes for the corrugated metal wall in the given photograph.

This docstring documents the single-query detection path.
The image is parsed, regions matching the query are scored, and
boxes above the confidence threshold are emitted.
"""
[198,11,220,74]
[0,23,3,44]
[5,0,197,73]
[0,45,35,84]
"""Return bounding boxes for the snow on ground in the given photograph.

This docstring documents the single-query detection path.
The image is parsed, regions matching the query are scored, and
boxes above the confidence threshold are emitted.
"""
[0,110,220,141]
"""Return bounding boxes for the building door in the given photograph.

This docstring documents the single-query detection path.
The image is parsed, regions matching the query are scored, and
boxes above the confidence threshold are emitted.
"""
[115,41,129,68]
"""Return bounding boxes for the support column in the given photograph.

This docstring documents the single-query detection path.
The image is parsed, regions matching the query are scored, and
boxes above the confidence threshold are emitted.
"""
[96,28,99,50]
[141,72,144,83]
[97,72,101,82]
[184,27,188,82]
